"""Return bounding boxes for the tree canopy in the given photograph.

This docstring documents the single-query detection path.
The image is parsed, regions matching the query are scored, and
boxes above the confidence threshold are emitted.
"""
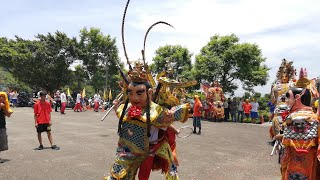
[77,27,122,93]
[0,32,77,92]
[1,31,271,98]
[194,34,269,94]
[0,28,123,95]
[150,45,194,81]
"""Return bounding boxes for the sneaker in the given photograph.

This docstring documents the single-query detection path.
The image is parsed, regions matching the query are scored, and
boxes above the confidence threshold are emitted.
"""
[197,131,201,135]
[192,131,196,134]
[51,145,60,150]
[36,145,44,150]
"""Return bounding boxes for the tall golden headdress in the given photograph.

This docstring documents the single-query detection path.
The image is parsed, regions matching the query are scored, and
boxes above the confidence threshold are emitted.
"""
[276,59,296,81]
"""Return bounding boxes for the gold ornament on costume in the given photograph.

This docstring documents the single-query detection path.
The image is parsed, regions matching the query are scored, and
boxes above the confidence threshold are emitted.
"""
[295,68,311,88]
[127,60,148,83]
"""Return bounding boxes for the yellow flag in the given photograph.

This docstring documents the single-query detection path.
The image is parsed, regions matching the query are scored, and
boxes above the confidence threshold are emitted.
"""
[103,89,107,100]
[82,87,86,97]
[109,89,112,100]
[67,88,71,97]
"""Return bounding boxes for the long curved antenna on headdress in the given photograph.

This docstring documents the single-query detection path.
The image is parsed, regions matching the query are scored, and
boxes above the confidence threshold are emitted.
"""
[142,21,174,68]
[122,0,132,70]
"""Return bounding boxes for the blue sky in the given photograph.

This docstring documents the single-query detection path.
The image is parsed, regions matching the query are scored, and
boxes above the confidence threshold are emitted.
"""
[1,0,320,96]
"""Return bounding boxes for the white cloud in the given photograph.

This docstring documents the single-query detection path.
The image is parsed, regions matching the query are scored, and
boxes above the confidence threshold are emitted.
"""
[121,0,320,95]
[1,0,320,96]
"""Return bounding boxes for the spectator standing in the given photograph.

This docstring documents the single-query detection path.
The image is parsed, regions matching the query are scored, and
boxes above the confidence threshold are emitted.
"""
[193,95,203,135]
[237,98,244,122]
[223,99,230,121]
[54,90,61,112]
[34,91,59,150]
[267,101,275,123]
[242,99,252,122]
[74,91,82,112]
[11,90,18,107]
[250,98,259,124]
[230,98,237,122]
[60,91,67,114]
[93,92,101,112]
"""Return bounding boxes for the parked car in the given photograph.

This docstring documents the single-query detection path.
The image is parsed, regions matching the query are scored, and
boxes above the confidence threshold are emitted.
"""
[17,91,33,107]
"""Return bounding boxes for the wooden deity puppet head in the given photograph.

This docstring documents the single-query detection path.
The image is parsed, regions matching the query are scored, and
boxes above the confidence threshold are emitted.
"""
[127,60,153,108]
[276,59,295,84]
[285,68,312,111]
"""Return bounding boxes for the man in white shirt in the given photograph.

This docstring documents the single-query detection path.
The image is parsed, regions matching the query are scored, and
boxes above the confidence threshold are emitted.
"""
[93,92,101,112]
[250,98,259,123]
[73,92,82,112]
[60,91,67,114]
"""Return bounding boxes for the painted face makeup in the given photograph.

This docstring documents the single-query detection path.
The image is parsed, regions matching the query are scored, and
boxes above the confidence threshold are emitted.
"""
[127,84,148,108]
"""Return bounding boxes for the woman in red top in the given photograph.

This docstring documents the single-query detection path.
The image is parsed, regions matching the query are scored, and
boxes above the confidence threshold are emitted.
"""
[242,99,252,122]
[193,95,203,134]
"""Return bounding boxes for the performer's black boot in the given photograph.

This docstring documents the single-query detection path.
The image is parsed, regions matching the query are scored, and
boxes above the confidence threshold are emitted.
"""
[193,126,196,134]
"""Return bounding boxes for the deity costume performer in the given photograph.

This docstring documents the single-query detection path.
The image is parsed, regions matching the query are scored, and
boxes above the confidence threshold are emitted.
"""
[206,81,225,121]
[104,1,191,179]
[279,68,320,180]
[153,60,196,170]
[269,59,296,140]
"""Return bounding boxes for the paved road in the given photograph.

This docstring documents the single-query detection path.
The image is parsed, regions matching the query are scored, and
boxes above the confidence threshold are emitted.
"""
[0,107,280,180]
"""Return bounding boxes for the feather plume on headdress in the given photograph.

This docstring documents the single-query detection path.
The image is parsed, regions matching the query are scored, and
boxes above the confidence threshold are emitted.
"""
[276,58,296,81]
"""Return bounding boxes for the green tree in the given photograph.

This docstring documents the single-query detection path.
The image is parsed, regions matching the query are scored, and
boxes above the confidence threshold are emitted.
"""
[0,67,31,92]
[0,32,77,93]
[243,92,252,100]
[77,27,121,93]
[150,45,194,81]
[194,34,269,94]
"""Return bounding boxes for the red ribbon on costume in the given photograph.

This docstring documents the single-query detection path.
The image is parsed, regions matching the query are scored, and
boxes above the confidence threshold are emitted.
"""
[128,106,142,118]
[281,110,289,120]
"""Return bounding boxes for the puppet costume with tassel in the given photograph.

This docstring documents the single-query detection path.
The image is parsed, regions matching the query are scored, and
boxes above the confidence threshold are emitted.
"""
[280,68,320,180]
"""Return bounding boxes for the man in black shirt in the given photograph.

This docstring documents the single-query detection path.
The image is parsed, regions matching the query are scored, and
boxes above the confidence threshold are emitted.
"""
[0,92,13,163]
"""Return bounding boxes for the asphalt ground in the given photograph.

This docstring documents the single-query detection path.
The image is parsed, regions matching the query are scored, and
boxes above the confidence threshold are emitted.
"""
[0,107,280,180]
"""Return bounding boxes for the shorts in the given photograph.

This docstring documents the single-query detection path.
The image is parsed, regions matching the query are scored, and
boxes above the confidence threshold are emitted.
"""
[0,128,8,151]
[12,99,17,104]
[244,113,250,118]
[193,116,201,127]
[36,124,51,133]
[250,112,259,119]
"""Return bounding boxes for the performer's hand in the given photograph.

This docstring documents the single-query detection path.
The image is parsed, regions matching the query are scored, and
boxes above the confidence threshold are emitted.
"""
[274,134,283,140]
[113,99,122,109]
[35,123,38,128]
[0,102,5,109]
[164,110,174,123]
